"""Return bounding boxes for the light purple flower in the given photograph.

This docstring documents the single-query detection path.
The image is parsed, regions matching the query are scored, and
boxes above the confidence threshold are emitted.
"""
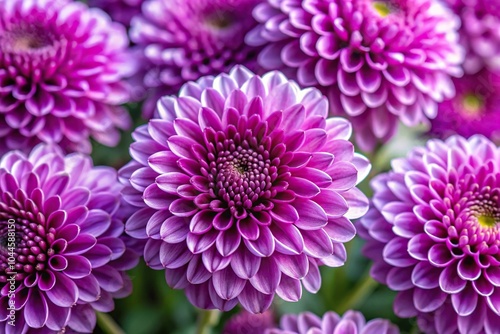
[246,0,464,150]
[130,0,264,118]
[120,66,371,313]
[445,0,500,74]
[429,70,500,142]
[0,145,139,333]
[88,0,145,27]
[359,135,500,334]
[266,310,399,334]
[223,310,274,334]
[0,0,134,154]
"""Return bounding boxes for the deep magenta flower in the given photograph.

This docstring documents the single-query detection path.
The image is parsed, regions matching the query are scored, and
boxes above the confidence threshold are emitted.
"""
[429,70,500,142]
[266,310,399,334]
[0,145,139,333]
[0,0,133,154]
[246,0,464,150]
[88,0,145,27]
[130,0,264,118]
[444,0,500,74]
[120,66,371,313]
[359,135,500,334]
[223,310,274,334]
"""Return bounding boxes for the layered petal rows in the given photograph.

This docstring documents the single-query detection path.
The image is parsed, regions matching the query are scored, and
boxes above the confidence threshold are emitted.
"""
[359,135,500,334]
[0,0,133,154]
[130,0,264,118]
[0,145,139,333]
[120,66,371,313]
[246,0,464,150]
[266,310,399,334]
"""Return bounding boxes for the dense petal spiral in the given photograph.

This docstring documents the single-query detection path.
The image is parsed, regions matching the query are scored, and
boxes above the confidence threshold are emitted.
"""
[120,66,371,313]
[429,70,500,142]
[246,0,464,150]
[266,310,399,334]
[130,0,264,118]
[0,0,133,154]
[88,0,145,27]
[444,0,500,74]
[359,135,500,334]
[0,145,139,333]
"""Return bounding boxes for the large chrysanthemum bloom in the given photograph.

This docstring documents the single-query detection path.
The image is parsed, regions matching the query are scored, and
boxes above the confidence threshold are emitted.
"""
[120,66,371,313]
[246,0,464,151]
[130,0,264,118]
[0,0,133,154]
[88,0,145,27]
[358,135,500,334]
[266,310,399,334]
[223,310,274,334]
[0,145,139,333]
[429,70,500,142]
[444,0,500,74]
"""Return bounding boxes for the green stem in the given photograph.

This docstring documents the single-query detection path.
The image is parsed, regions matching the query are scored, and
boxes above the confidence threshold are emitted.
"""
[335,271,378,314]
[196,309,221,334]
[96,312,125,334]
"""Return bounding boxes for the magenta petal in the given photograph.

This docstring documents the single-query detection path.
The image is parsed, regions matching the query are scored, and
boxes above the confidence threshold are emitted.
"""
[249,257,281,295]
[244,226,275,257]
[212,267,246,300]
[439,263,467,294]
[451,284,478,316]
[413,287,447,312]
[274,252,308,279]
[45,272,78,307]
[231,246,261,279]
[238,284,274,314]
[24,289,48,328]
[276,275,302,302]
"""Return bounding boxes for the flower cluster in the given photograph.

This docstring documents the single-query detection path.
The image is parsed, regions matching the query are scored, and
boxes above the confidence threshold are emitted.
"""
[130,0,264,118]
[0,145,138,333]
[266,310,399,334]
[120,66,370,313]
[0,0,133,154]
[246,0,464,150]
[359,135,500,334]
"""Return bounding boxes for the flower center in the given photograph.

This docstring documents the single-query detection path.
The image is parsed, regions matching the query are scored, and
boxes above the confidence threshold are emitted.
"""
[461,93,484,117]
[372,1,392,17]
[477,214,497,228]
[205,10,235,29]
[0,193,56,284]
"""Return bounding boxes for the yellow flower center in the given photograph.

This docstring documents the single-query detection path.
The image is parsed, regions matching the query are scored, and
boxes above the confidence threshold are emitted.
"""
[462,94,483,116]
[477,214,497,228]
[372,1,391,17]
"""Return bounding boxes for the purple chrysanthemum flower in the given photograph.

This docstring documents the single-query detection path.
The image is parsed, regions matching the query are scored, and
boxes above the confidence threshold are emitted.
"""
[429,70,500,142]
[444,0,500,74]
[88,0,145,27]
[0,145,139,333]
[246,0,464,150]
[223,310,274,334]
[266,310,399,334]
[359,135,500,334]
[120,66,371,313]
[0,0,133,154]
[130,0,264,118]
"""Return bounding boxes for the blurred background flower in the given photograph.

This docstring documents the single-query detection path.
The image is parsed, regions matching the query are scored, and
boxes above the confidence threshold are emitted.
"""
[429,70,500,142]
[88,0,145,27]
[0,0,134,154]
[246,0,464,151]
[129,0,264,118]
[0,144,138,333]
